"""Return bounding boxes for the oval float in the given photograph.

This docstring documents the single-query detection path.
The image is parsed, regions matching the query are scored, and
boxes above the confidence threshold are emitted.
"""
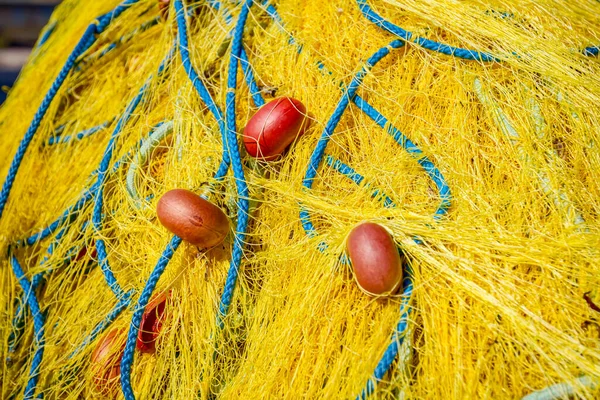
[243,97,310,160]
[136,292,169,353]
[346,222,403,296]
[157,189,229,248]
[91,329,124,396]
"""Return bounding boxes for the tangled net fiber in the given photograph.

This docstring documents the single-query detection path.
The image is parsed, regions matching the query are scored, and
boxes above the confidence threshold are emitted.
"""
[1,0,599,398]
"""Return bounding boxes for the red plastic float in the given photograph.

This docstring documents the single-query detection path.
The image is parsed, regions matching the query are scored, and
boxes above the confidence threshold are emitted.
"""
[158,0,170,19]
[346,222,403,296]
[136,292,169,353]
[157,189,229,248]
[91,329,124,396]
[75,244,97,262]
[243,97,310,160]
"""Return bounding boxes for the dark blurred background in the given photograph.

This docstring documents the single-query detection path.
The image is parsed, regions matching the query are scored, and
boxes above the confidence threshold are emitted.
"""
[0,0,60,104]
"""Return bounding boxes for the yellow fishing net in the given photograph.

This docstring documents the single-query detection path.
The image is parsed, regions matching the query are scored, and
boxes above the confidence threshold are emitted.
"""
[1,0,599,399]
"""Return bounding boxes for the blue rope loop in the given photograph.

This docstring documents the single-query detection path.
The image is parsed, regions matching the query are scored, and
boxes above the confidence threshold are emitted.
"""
[353,96,451,219]
[260,3,452,397]
[300,39,405,237]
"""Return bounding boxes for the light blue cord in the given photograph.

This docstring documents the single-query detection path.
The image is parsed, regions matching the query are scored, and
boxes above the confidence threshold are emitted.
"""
[125,121,173,208]
[47,119,114,145]
[521,375,599,400]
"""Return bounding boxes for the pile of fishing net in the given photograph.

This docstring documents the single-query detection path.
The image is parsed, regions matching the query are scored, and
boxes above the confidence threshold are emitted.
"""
[1,0,599,398]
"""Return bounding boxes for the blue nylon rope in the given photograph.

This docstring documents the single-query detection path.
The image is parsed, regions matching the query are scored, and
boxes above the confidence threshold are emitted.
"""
[8,228,67,355]
[583,45,599,57]
[10,254,46,400]
[357,0,599,61]
[358,271,413,399]
[92,47,175,299]
[205,0,265,109]
[8,0,263,396]
[36,21,57,49]
[119,236,181,400]
[352,96,451,219]
[260,3,448,210]
[16,187,96,248]
[16,125,153,250]
[355,0,497,62]
[260,3,451,226]
[240,47,266,108]
[75,17,161,72]
[9,128,150,358]
[325,155,417,398]
[5,0,593,397]
[61,124,175,361]
[175,0,231,177]
[11,228,97,356]
[0,0,142,221]
[217,0,254,326]
[0,27,95,221]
